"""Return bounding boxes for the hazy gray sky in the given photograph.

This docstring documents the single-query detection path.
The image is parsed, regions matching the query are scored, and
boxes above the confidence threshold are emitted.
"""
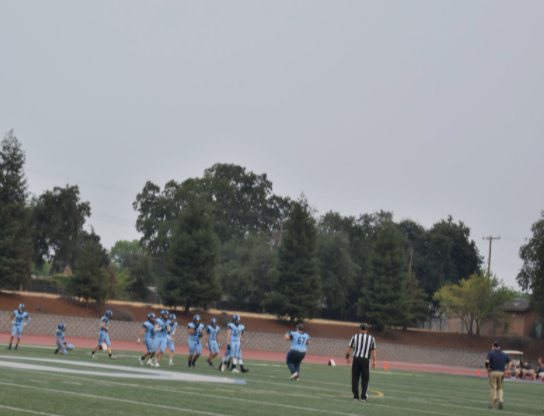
[1,1,543,288]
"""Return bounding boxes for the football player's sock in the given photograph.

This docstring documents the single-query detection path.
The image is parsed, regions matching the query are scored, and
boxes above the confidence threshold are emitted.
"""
[141,356,146,360]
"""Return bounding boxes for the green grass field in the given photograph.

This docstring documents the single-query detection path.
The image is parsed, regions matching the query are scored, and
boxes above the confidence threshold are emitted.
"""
[0,345,542,416]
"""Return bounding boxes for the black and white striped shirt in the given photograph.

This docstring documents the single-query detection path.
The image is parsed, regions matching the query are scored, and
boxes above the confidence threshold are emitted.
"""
[349,333,376,359]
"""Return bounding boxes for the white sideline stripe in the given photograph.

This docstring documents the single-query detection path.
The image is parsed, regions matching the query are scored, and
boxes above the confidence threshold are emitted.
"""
[0,355,244,384]
[0,405,63,416]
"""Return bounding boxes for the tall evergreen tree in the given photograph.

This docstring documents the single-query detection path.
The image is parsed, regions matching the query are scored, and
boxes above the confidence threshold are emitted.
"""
[358,222,409,330]
[161,196,221,312]
[0,130,32,289]
[263,201,321,322]
[67,230,110,307]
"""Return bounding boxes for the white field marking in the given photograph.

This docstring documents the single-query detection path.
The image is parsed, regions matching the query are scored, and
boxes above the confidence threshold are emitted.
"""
[0,405,64,416]
[115,354,141,358]
[0,381,365,416]
[62,381,82,385]
[30,379,49,383]
[0,356,245,384]
[0,343,52,350]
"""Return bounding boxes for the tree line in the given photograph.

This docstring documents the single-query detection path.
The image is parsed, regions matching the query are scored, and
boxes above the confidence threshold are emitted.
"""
[2,130,543,332]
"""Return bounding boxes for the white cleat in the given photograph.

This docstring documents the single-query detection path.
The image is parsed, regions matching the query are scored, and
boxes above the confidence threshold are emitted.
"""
[155,362,160,367]
[139,358,145,365]
[231,369,239,373]
[289,372,299,380]
[169,361,174,366]
[221,363,225,372]
[146,359,152,366]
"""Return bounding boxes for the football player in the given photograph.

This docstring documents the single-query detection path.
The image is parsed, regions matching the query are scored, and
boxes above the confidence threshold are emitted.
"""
[8,304,30,350]
[187,315,204,368]
[91,310,116,359]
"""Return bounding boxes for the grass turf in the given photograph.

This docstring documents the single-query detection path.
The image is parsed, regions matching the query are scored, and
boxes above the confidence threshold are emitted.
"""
[0,344,542,416]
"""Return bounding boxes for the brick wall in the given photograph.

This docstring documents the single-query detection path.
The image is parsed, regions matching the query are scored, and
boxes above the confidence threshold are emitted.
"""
[0,311,486,368]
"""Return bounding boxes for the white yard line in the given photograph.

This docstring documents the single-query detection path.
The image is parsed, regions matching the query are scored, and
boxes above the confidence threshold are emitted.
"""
[0,405,64,416]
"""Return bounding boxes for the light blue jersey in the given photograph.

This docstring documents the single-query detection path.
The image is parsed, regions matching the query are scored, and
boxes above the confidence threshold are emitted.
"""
[227,323,244,343]
[155,318,168,338]
[11,310,30,338]
[288,331,310,352]
[97,317,111,347]
[187,322,204,341]
[55,329,65,345]
[166,320,178,352]
[142,321,156,340]
[13,310,30,327]
[99,316,109,333]
[207,325,220,342]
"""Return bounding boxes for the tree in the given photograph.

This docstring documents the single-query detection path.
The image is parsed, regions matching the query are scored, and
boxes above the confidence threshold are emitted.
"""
[434,272,515,336]
[262,201,321,322]
[517,211,544,317]
[109,240,154,300]
[317,228,359,315]
[133,164,292,278]
[67,230,110,307]
[161,196,221,311]
[217,233,277,302]
[403,272,429,329]
[0,130,33,289]
[358,222,410,330]
[31,185,91,272]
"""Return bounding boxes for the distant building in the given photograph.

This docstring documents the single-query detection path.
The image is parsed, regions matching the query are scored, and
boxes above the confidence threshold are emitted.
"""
[62,266,72,276]
[447,298,540,338]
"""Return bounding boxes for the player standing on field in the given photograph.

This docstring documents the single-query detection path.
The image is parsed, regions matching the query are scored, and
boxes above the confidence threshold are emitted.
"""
[91,310,116,359]
[54,323,74,355]
[166,313,178,366]
[225,314,248,373]
[285,323,310,380]
[8,303,30,350]
[206,317,220,366]
[137,312,158,365]
[153,310,169,367]
[187,314,204,368]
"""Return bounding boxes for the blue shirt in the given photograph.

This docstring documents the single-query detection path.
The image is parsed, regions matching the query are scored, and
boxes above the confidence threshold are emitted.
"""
[288,331,310,352]
[142,321,156,339]
[207,325,220,342]
[187,323,204,341]
[55,329,65,344]
[155,318,168,338]
[486,350,511,371]
[227,323,244,342]
[99,316,109,332]
[13,311,29,326]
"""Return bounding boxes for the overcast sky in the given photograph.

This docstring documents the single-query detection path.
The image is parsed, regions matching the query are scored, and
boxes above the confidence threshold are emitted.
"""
[1,1,543,288]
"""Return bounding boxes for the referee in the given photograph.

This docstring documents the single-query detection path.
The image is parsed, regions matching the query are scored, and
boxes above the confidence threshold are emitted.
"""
[345,323,376,402]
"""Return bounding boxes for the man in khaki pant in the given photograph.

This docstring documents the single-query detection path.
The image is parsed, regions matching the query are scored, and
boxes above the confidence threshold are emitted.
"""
[485,341,512,410]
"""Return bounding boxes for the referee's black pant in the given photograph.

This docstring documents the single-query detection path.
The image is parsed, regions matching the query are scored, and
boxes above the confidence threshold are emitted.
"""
[351,357,370,399]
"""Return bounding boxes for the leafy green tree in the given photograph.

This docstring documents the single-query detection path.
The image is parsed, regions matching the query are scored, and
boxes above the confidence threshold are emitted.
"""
[67,230,110,307]
[161,196,221,311]
[434,272,515,336]
[358,222,409,330]
[517,211,544,317]
[262,201,321,322]
[31,185,91,272]
[317,229,359,315]
[0,130,33,289]
[217,233,277,302]
[133,164,291,278]
[110,240,154,300]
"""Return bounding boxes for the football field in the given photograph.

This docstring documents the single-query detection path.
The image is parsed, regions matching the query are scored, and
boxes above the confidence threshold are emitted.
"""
[0,345,542,416]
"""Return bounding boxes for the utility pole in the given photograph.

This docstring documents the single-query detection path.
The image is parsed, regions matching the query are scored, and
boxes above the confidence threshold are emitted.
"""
[482,236,500,277]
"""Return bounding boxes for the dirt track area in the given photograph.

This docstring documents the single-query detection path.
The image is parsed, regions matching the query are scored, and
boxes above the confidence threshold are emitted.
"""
[1,291,543,358]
